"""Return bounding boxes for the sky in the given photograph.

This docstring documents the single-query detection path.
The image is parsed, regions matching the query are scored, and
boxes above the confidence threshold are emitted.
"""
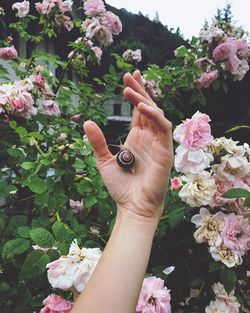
[106,0,250,39]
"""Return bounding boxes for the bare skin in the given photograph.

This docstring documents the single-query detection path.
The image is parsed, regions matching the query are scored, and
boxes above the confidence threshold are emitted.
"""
[71,70,173,313]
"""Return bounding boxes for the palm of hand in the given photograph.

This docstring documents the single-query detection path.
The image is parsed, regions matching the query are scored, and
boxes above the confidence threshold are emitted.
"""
[98,126,172,218]
[84,71,173,220]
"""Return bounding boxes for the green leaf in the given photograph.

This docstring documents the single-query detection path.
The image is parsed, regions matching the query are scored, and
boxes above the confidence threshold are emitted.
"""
[20,251,50,281]
[222,188,250,199]
[175,46,187,57]
[21,162,34,170]
[168,207,186,229]
[27,176,46,194]
[7,147,26,159]
[9,216,28,236]
[208,261,222,273]
[52,221,75,243]
[29,132,44,140]
[30,228,55,248]
[226,125,250,133]
[73,159,85,169]
[220,267,237,294]
[18,226,31,238]
[5,184,18,195]
[34,193,49,207]
[84,194,97,208]
[76,179,93,194]
[3,238,30,259]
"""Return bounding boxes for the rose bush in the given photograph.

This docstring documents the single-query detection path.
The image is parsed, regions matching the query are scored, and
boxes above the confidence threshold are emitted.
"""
[0,1,249,312]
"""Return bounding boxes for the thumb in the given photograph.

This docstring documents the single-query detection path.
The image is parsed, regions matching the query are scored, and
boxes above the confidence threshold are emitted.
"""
[83,121,112,164]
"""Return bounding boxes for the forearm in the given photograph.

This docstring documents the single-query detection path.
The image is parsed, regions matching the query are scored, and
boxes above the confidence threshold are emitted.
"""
[71,207,158,313]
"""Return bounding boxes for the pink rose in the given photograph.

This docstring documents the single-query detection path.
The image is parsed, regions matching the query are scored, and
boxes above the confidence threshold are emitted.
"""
[173,111,213,150]
[136,276,171,313]
[211,177,235,207]
[91,45,102,61]
[12,83,36,117]
[170,177,182,191]
[235,39,249,58]
[100,11,122,35]
[83,0,106,16]
[41,294,73,313]
[221,213,250,256]
[84,18,113,46]
[42,100,61,116]
[213,39,241,74]
[34,2,44,13]
[35,0,55,14]
[0,46,18,60]
[195,70,218,89]
[12,0,30,18]
[62,15,74,31]
[33,73,44,87]
[12,99,24,112]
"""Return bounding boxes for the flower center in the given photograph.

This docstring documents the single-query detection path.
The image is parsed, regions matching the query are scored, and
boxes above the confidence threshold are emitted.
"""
[205,218,219,231]
[224,162,240,175]
[148,295,157,306]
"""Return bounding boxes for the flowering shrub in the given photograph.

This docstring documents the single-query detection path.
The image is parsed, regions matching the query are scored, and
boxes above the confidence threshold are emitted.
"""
[0,2,249,313]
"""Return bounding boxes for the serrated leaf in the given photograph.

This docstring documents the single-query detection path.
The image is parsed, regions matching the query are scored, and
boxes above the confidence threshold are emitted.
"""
[222,188,250,199]
[3,238,30,259]
[220,267,237,294]
[52,221,75,243]
[18,226,31,238]
[19,251,50,281]
[30,228,55,248]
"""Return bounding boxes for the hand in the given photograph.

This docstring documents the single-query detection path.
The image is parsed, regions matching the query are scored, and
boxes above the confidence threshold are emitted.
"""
[84,70,173,222]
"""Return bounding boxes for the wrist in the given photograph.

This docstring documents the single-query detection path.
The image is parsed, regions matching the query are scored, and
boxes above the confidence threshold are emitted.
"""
[116,204,161,237]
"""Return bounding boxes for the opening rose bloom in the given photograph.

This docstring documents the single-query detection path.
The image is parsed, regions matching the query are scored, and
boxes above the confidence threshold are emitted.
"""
[83,0,106,16]
[0,46,18,60]
[179,172,216,207]
[170,176,182,191]
[47,240,102,293]
[12,0,30,18]
[195,70,218,89]
[41,294,73,313]
[174,111,213,150]
[191,207,225,246]
[136,277,171,313]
